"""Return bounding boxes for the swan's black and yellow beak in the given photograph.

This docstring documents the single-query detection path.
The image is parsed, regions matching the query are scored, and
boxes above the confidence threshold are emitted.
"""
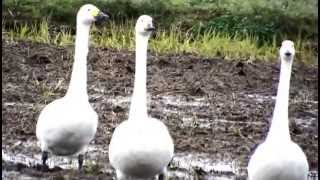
[284,51,292,57]
[92,8,110,22]
[145,24,156,32]
[95,11,110,22]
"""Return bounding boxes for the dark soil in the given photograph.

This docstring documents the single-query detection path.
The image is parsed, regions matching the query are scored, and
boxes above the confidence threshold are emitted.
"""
[2,39,318,179]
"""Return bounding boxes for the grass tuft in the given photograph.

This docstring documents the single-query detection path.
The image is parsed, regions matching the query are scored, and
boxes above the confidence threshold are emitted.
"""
[2,19,317,65]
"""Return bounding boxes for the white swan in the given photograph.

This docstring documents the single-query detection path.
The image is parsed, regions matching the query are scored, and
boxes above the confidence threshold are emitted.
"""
[247,40,309,180]
[36,4,108,170]
[108,15,174,180]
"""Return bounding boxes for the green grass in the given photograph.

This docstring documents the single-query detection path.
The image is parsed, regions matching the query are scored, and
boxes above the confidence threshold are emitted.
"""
[3,0,318,43]
[4,0,317,19]
[2,19,316,64]
[2,0,317,65]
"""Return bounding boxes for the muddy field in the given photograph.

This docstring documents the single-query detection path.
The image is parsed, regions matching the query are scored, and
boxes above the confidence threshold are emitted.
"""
[2,39,318,179]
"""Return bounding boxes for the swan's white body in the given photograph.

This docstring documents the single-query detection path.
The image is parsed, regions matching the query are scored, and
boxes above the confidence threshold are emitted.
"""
[36,4,106,161]
[108,15,174,180]
[109,118,174,179]
[247,40,309,180]
[36,97,97,156]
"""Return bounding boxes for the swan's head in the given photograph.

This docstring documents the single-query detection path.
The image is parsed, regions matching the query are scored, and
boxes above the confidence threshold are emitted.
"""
[135,15,156,36]
[280,40,295,61]
[77,4,109,25]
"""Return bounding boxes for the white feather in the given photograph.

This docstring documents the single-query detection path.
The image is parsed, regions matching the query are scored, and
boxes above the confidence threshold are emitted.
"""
[108,15,174,179]
[36,4,102,159]
[247,40,309,180]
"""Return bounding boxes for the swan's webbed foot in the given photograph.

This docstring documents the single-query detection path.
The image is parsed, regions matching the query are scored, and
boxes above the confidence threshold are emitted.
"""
[78,154,84,170]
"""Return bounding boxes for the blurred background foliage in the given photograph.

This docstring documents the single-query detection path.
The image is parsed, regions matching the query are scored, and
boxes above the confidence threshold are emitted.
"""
[2,0,318,40]
[2,0,318,52]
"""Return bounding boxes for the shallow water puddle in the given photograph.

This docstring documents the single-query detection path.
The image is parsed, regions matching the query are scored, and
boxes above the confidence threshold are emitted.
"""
[181,117,212,128]
[105,95,131,106]
[244,93,318,128]
[180,117,266,129]
[2,140,243,179]
[294,117,318,129]
[159,95,210,107]
[4,142,317,180]
[245,93,276,103]
[2,94,318,179]
[92,94,210,108]
[169,153,242,179]
[2,170,46,180]
[245,93,318,105]
[3,144,79,170]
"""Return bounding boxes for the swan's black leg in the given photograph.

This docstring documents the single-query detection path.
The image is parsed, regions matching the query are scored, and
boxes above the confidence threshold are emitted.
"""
[158,167,167,180]
[41,151,49,171]
[158,173,165,180]
[78,154,84,170]
[42,151,48,166]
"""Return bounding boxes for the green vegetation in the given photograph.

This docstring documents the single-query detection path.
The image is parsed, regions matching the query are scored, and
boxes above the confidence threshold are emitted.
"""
[3,19,316,64]
[2,0,318,64]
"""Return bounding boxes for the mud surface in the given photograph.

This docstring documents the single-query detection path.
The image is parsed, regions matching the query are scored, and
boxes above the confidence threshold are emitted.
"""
[2,39,318,179]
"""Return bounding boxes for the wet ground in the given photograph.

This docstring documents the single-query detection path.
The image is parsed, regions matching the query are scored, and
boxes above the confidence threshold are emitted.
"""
[2,39,318,179]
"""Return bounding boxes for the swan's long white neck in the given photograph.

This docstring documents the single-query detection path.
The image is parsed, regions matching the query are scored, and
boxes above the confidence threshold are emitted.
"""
[65,22,91,100]
[128,33,150,120]
[266,58,293,142]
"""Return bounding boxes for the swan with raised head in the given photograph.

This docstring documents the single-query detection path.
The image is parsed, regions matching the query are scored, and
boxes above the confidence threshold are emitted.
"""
[247,40,309,180]
[36,4,108,170]
[108,15,174,180]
